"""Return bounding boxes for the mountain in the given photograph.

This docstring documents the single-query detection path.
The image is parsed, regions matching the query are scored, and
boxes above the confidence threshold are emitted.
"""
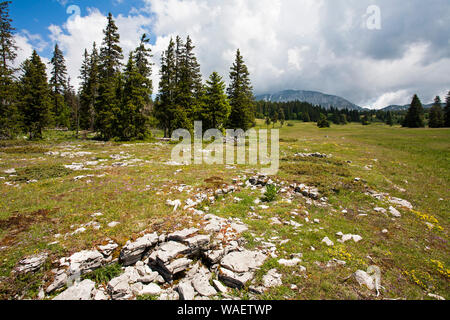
[381,103,442,111]
[255,90,362,110]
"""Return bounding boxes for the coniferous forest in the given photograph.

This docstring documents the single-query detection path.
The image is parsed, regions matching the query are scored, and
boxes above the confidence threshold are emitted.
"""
[1,2,450,141]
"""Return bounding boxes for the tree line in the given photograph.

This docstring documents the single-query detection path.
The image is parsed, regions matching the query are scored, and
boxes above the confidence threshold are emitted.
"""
[0,2,255,141]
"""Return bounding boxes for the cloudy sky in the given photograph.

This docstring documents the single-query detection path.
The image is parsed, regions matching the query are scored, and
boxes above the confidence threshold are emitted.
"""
[9,0,450,109]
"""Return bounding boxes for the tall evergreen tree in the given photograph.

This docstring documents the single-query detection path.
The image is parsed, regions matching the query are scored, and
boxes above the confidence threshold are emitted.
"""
[429,96,444,128]
[19,51,51,139]
[64,77,79,135]
[202,72,230,131]
[78,48,91,130]
[403,94,425,128]
[444,91,450,127]
[95,13,123,140]
[386,111,394,126]
[155,38,177,137]
[0,1,19,139]
[227,49,255,131]
[49,43,69,127]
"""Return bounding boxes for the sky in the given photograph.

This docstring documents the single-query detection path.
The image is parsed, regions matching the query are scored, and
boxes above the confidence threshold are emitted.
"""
[8,0,450,109]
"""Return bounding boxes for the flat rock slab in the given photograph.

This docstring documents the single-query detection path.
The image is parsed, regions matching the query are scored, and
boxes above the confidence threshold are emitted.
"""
[219,268,254,289]
[68,250,104,275]
[153,241,190,263]
[263,269,283,288]
[53,279,95,300]
[220,250,267,273]
[192,271,217,297]
[14,252,48,274]
[168,228,198,242]
[178,281,196,300]
[120,233,159,266]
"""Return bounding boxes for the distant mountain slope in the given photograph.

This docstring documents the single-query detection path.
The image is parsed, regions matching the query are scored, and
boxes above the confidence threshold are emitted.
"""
[255,90,362,110]
[381,103,442,111]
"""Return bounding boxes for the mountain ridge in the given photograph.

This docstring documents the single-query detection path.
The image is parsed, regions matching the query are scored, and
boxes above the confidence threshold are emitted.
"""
[255,90,363,111]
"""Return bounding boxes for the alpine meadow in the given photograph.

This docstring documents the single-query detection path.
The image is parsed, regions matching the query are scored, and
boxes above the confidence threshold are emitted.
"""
[0,0,449,306]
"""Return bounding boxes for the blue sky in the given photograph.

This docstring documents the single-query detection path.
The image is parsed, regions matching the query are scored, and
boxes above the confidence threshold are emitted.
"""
[8,0,450,109]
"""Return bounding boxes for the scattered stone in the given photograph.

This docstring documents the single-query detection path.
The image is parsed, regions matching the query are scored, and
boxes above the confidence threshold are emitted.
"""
[108,221,121,228]
[168,228,198,242]
[278,258,302,267]
[354,270,375,290]
[374,207,387,214]
[212,280,228,294]
[178,281,195,300]
[219,267,254,289]
[53,279,96,300]
[220,250,267,273]
[98,241,119,257]
[14,252,48,274]
[46,272,69,293]
[120,233,159,266]
[389,197,413,210]
[427,293,445,300]
[263,269,283,288]
[389,206,401,218]
[192,270,217,297]
[139,283,162,296]
[68,250,104,275]
[321,237,334,247]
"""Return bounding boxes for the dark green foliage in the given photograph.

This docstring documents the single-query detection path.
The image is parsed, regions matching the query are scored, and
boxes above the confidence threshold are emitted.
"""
[0,1,19,139]
[49,43,70,128]
[386,111,394,126]
[444,91,450,127]
[202,72,230,131]
[82,263,123,284]
[262,184,278,202]
[361,115,370,126]
[95,13,123,140]
[317,113,330,128]
[428,96,444,128]
[403,94,425,128]
[227,49,255,131]
[19,51,51,140]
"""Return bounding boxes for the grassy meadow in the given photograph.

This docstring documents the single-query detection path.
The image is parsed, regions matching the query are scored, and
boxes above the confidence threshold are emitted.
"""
[0,121,448,300]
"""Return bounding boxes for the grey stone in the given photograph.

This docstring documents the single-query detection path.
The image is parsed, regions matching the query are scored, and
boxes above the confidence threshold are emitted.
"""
[263,269,283,288]
[389,206,401,218]
[46,272,69,293]
[68,250,104,275]
[168,228,198,242]
[354,270,375,290]
[212,280,228,294]
[139,283,162,296]
[98,241,118,257]
[119,233,159,266]
[220,250,267,273]
[107,273,132,300]
[219,268,254,289]
[178,281,195,300]
[192,270,217,297]
[14,252,48,274]
[152,241,190,263]
[53,279,95,300]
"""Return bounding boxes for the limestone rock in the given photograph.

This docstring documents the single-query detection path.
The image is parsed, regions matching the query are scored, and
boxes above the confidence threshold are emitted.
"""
[53,279,95,300]
[278,258,302,267]
[389,206,401,218]
[14,252,48,274]
[178,281,195,300]
[219,267,254,289]
[220,250,267,273]
[46,272,68,293]
[263,269,283,288]
[139,283,162,296]
[68,250,104,275]
[354,270,375,290]
[168,228,198,242]
[119,233,159,266]
[192,270,217,297]
[321,237,334,247]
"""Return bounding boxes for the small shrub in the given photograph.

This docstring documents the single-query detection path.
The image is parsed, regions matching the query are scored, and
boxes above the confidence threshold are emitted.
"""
[82,263,123,284]
[262,184,278,202]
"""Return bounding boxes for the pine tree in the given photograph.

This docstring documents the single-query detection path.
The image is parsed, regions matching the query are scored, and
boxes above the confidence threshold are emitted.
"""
[78,48,91,130]
[50,43,70,128]
[317,113,330,128]
[403,94,425,128]
[444,91,450,127]
[0,0,19,139]
[95,13,123,140]
[202,72,230,131]
[64,77,79,135]
[429,96,444,128]
[227,49,255,131]
[117,50,152,141]
[155,38,177,137]
[386,111,394,126]
[19,51,51,140]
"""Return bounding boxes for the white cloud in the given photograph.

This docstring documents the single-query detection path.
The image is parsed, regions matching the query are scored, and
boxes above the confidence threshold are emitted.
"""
[13,0,450,108]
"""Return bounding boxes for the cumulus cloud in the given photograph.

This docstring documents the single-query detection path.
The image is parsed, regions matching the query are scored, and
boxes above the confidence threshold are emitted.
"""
[13,0,450,109]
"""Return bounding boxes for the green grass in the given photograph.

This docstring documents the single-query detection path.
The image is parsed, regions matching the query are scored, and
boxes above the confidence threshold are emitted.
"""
[0,122,448,300]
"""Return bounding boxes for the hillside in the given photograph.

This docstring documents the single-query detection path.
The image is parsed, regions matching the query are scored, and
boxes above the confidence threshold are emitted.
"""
[255,90,362,111]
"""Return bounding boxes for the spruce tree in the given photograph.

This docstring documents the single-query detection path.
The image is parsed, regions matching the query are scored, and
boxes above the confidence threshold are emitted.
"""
[227,49,255,131]
[386,111,394,126]
[317,113,330,128]
[0,0,19,139]
[155,38,178,137]
[65,77,79,135]
[96,13,123,140]
[444,91,450,127]
[78,48,91,130]
[19,51,51,140]
[403,94,425,128]
[202,72,230,131]
[50,43,70,128]
[429,96,444,128]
